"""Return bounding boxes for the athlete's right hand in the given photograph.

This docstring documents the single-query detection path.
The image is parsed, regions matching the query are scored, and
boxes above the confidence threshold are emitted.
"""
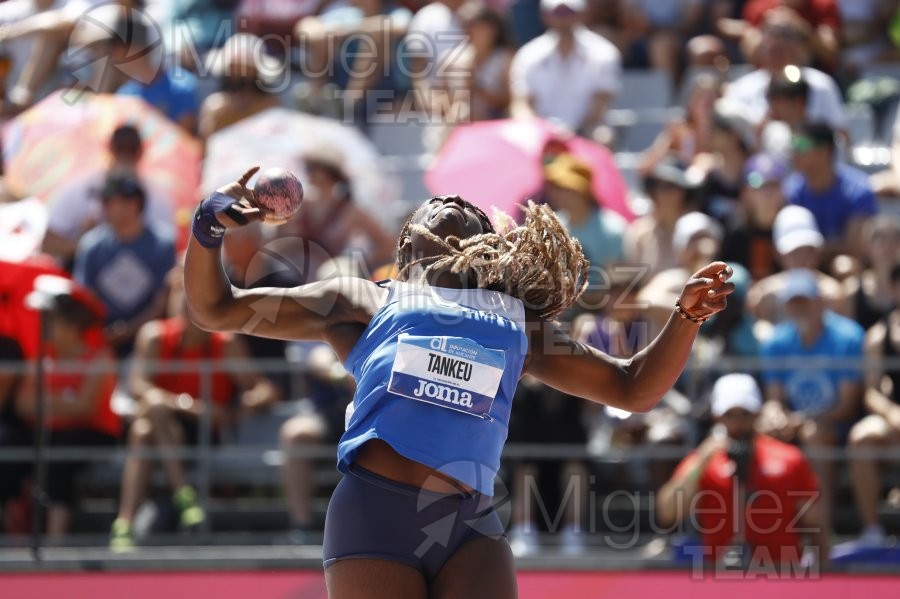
[210,166,264,228]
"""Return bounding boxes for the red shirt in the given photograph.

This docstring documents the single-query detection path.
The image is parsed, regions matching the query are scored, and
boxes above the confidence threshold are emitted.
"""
[153,318,234,407]
[674,435,819,563]
[44,334,120,437]
[743,0,841,30]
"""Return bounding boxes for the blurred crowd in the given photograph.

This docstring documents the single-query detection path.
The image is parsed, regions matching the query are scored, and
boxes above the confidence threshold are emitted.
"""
[0,0,898,566]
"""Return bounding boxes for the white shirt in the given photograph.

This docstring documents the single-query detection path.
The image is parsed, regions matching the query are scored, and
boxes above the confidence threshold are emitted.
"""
[47,171,174,240]
[510,26,621,132]
[724,66,847,129]
[406,2,464,83]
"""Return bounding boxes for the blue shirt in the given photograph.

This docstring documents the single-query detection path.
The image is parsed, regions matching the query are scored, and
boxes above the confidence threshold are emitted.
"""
[339,281,528,495]
[783,164,878,243]
[73,224,176,325]
[118,67,199,126]
[761,311,864,415]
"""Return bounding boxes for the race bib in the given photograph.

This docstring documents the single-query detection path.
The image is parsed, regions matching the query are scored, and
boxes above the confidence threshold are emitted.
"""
[388,334,506,418]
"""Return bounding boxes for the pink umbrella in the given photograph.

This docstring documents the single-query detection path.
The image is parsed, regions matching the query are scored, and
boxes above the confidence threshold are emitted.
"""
[2,91,202,249]
[425,119,632,223]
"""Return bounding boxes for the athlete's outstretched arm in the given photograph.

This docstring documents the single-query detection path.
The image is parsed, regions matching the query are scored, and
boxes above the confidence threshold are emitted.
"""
[526,262,733,413]
[184,168,384,342]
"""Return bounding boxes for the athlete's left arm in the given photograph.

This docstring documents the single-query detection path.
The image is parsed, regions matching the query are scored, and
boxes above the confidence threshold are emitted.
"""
[526,262,734,413]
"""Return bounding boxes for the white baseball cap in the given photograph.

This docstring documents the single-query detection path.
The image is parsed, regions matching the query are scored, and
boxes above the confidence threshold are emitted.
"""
[673,211,724,253]
[773,205,824,255]
[710,374,763,417]
[541,0,586,13]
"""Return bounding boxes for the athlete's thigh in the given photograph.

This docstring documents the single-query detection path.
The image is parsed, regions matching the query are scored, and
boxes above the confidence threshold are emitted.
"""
[429,537,517,599]
[325,558,428,599]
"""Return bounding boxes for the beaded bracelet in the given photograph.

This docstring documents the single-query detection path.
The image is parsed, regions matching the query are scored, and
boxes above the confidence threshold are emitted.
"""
[675,298,708,325]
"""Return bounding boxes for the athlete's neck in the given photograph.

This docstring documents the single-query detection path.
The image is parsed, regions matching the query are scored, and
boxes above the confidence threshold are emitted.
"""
[408,264,477,290]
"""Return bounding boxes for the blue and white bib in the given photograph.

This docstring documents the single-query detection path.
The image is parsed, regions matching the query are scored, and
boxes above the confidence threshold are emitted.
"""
[338,281,528,495]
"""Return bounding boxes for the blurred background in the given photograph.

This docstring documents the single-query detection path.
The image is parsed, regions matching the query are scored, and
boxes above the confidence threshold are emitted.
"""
[1,0,900,596]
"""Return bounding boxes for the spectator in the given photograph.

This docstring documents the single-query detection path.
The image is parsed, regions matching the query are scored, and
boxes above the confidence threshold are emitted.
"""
[573,263,650,357]
[624,159,699,278]
[741,1,841,69]
[161,0,239,72]
[620,0,706,85]
[657,373,828,566]
[583,0,626,52]
[639,211,724,335]
[73,171,175,357]
[223,223,301,396]
[280,341,356,544]
[698,262,762,359]
[198,33,282,141]
[15,285,119,539]
[870,106,900,200]
[0,0,107,113]
[784,121,879,260]
[747,205,848,324]
[111,13,200,132]
[841,215,900,331]
[510,0,622,138]
[0,335,29,533]
[722,153,790,281]
[640,73,721,175]
[277,149,395,281]
[453,4,514,121]
[640,213,758,372]
[110,264,280,550]
[685,34,731,71]
[694,99,758,222]
[279,257,359,543]
[848,262,900,547]
[838,0,900,74]
[294,0,412,121]
[759,267,865,528]
[403,0,466,114]
[427,4,513,150]
[507,377,590,556]
[765,64,811,132]
[43,125,175,267]
[723,11,847,135]
[543,153,626,291]
[576,265,690,492]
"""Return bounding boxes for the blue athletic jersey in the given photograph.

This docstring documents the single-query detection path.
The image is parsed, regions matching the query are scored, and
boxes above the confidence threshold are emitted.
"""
[338,281,529,495]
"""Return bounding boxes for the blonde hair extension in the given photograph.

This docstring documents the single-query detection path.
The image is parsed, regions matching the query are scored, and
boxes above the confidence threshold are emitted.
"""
[397,200,590,321]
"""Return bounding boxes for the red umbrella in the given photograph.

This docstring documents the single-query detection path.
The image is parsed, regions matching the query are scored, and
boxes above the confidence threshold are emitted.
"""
[0,258,67,359]
[0,259,108,359]
[2,91,202,249]
[425,118,633,223]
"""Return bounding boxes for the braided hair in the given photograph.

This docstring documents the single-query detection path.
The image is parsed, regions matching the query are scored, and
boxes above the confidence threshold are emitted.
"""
[396,198,590,321]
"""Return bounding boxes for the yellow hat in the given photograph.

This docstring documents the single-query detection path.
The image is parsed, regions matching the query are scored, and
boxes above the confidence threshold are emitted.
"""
[544,153,593,197]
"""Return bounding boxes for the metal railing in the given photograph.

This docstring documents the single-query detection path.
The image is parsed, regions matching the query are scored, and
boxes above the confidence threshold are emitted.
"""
[1,354,899,549]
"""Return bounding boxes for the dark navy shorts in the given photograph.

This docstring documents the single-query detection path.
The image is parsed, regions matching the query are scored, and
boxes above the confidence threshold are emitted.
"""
[323,464,505,581]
